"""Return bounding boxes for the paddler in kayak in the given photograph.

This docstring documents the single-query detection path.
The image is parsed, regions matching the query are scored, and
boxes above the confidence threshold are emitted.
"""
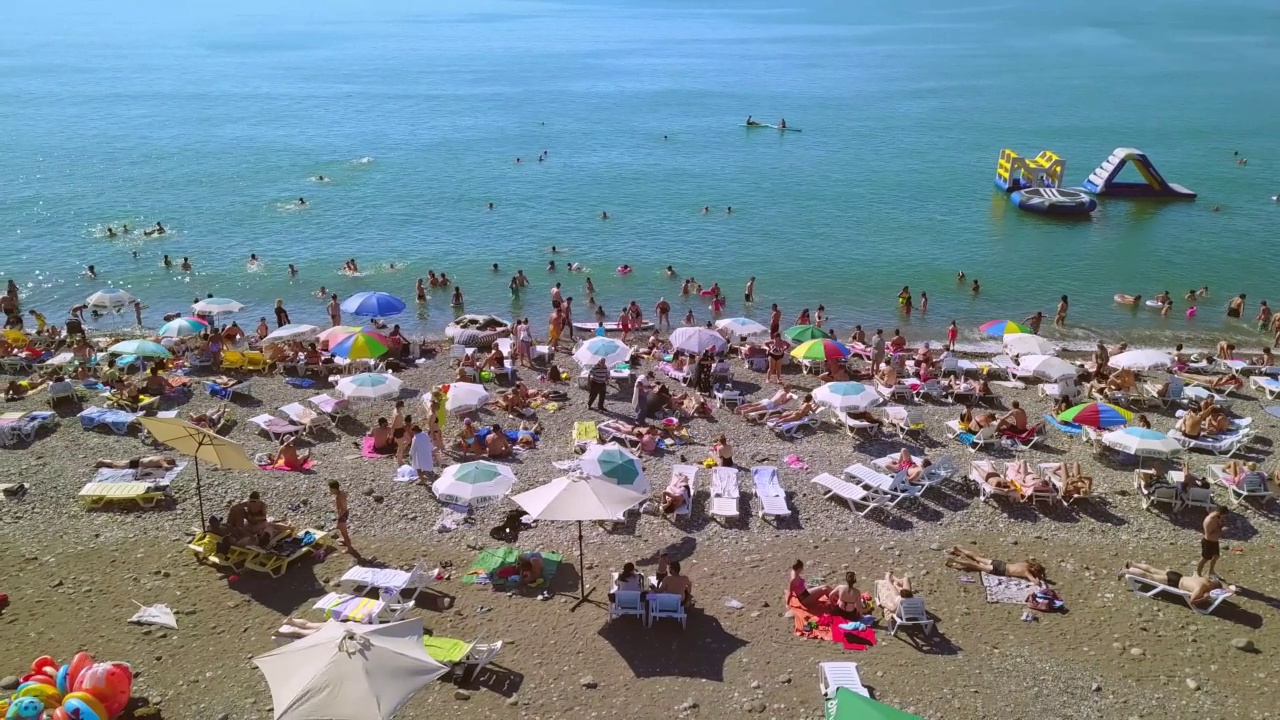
[778,118,787,129]
[745,115,761,126]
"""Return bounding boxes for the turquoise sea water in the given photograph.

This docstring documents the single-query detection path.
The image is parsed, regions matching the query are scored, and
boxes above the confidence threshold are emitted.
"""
[3,0,1278,347]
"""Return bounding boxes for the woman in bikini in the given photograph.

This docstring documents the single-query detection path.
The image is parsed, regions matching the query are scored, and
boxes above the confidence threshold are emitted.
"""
[765,333,787,384]
[827,572,868,616]
[787,560,833,609]
[945,546,1046,587]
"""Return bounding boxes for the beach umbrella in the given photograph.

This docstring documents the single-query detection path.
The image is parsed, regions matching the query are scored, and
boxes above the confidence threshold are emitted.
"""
[715,317,768,337]
[579,442,647,493]
[317,325,362,346]
[2,329,26,344]
[445,382,490,413]
[825,687,922,720]
[979,319,1030,336]
[1004,333,1055,356]
[85,288,136,311]
[253,618,447,720]
[1017,354,1078,382]
[669,327,727,355]
[138,417,258,531]
[341,291,406,318]
[264,324,321,343]
[1101,427,1183,458]
[432,461,517,507]
[157,317,209,338]
[1057,402,1132,429]
[334,372,403,400]
[329,330,391,359]
[107,339,172,358]
[511,474,647,599]
[791,338,852,361]
[191,297,245,316]
[783,324,829,342]
[813,381,881,411]
[449,328,495,348]
[572,336,630,367]
[1110,349,1175,371]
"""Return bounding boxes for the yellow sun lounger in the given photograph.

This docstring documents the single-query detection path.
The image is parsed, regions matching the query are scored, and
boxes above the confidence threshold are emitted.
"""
[572,420,599,453]
[241,529,333,578]
[79,481,167,509]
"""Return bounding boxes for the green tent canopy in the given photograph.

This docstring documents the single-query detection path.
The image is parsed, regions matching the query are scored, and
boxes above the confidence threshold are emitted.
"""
[824,688,922,720]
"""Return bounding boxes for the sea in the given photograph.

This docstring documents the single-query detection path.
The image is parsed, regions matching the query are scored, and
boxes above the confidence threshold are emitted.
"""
[3,0,1278,350]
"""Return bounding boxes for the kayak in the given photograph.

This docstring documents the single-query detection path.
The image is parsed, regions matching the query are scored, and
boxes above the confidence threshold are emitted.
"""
[740,124,801,132]
[574,321,654,333]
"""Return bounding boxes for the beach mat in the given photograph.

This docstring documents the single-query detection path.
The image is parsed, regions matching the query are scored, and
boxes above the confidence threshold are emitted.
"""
[462,547,563,587]
[981,572,1037,604]
[361,435,394,459]
[788,597,874,651]
[93,462,188,487]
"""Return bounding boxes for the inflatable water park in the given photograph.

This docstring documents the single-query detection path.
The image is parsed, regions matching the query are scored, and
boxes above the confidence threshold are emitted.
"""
[994,147,1194,217]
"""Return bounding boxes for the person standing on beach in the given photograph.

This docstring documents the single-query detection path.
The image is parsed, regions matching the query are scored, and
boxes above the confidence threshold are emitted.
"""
[655,297,671,328]
[947,321,958,351]
[563,297,575,340]
[1198,505,1227,578]
[633,370,651,424]
[327,294,341,327]
[274,299,290,328]
[769,303,781,336]
[410,424,434,484]
[1055,295,1069,327]
[871,329,886,370]
[587,358,609,411]
[1025,311,1044,335]
[548,308,564,348]
[328,480,358,557]
[744,277,756,303]
[550,282,563,308]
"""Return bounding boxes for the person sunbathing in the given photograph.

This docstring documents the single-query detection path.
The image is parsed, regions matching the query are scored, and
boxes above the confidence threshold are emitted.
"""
[485,423,513,458]
[772,394,817,424]
[876,571,914,615]
[972,411,997,430]
[819,362,851,382]
[482,347,505,371]
[902,459,934,485]
[662,469,693,514]
[1175,409,1203,439]
[1119,562,1233,607]
[518,552,545,586]
[1061,461,1092,499]
[5,377,45,401]
[188,405,230,433]
[845,409,882,427]
[884,448,916,473]
[1207,373,1243,392]
[268,437,310,469]
[1221,460,1265,488]
[369,418,396,454]
[94,455,177,470]
[827,572,868,616]
[945,546,1046,587]
[876,364,898,387]
[735,387,790,416]
[457,418,481,459]
[787,559,832,609]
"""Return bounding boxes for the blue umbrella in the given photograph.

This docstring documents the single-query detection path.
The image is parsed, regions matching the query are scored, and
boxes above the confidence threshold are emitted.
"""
[341,291,406,318]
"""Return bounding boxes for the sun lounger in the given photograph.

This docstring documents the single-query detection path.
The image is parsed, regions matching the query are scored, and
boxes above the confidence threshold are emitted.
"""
[206,378,252,401]
[818,661,870,699]
[1002,424,1044,451]
[1250,376,1280,400]
[845,464,923,507]
[280,402,331,436]
[46,380,81,407]
[1004,463,1058,506]
[1180,384,1235,408]
[887,596,934,637]
[239,528,332,578]
[598,421,642,450]
[992,355,1035,381]
[1125,575,1234,616]
[1206,465,1275,506]
[946,421,997,452]
[970,459,1018,503]
[249,414,304,442]
[572,420,600,453]
[1133,469,1181,512]
[751,466,790,520]
[339,562,432,602]
[831,409,879,438]
[77,406,139,435]
[883,405,925,440]
[876,381,913,404]
[647,593,687,629]
[1169,429,1250,457]
[742,393,796,423]
[811,472,888,517]
[669,464,699,520]
[871,452,923,474]
[0,411,57,447]
[767,413,820,438]
[309,393,353,419]
[1039,381,1081,402]
[609,590,646,624]
[313,590,414,624]
[424,636,505,682]
[78,482,167,509]
[709,467,741,521]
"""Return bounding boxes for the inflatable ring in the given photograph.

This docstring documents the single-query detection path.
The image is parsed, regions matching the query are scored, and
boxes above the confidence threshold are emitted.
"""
[1144,299,1162,307]
[1186,307,1197,318]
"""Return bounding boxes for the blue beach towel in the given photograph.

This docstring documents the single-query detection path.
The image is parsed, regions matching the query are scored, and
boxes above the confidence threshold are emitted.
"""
[77,406,138,434]
[1043,414,1083,435]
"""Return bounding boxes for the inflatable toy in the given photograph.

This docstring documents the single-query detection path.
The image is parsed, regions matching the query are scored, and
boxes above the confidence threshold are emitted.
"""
[14,684,59,709]
[0,654,131,720]
[1187,307,1197,318]
[4,697,44,720]
[50,708,72,720]
[1082,148,1196,198]
[73,664,131,718]
[62,695,105,720]
[65,654,93,694]
[1010,187,1097,216]
[617,265,633,275]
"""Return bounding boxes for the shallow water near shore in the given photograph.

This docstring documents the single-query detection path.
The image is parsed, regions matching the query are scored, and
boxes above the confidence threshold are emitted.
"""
[3,0,1279,348]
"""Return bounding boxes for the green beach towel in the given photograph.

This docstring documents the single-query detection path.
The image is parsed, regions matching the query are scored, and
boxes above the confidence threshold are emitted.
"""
[423,635,471,665]
[462,547,562,586]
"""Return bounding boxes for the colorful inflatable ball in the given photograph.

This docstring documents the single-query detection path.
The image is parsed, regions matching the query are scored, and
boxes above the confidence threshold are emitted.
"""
[4,697,45,720]
[71,663,131,719]
[61,694,107,720]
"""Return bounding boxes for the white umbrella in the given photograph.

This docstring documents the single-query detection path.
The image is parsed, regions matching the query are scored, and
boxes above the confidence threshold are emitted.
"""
[1110,349,1175,371]
[264,324,321,343]
[253,618,447,720]
[579,442,648,493]
[668,327,728,355]
[192,297,245,315]
[1101,427,1183,459]
[85,289,136,311]
[445,382,490,413]
[812,381,881,411]
[715,317,769,337]
[138,417,258,531]
[571,336,630,367]
[1018,354,1079,382]
[511,474,647,599]
[335,373,403,400]
[432,460,517,507]
[1004,333,1055,357]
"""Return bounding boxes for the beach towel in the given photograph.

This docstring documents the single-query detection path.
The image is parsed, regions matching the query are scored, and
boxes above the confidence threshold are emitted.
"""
[260,457,314,472]
[285,377,315,389]
[461,547,563,586]
[784,454,808,471]
[831,623,877,652]
[94,462,188,488]
[787,596,873,650]
[361,435,394,459]
[77,406,138,434]
[206,381,235,401]
[128,602,178,630]
[423,636,471,664]
[393,464,419,483]
[981,572,1039,604]
[434,504,469,533]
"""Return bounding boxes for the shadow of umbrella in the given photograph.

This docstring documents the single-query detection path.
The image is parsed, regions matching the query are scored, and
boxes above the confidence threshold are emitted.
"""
[596,611,748,681]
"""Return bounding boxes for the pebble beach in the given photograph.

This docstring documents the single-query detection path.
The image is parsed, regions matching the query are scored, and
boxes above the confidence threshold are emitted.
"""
[3,336,1280,720]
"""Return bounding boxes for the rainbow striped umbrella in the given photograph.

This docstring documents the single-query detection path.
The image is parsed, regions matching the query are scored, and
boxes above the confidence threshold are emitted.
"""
[158,317,209,338]
[790,338,851,361]
[979,319,1031,336]
[329,330,391,359]
[317,325,363,345]
[783,324,829,342]
[1056,402,1132,429]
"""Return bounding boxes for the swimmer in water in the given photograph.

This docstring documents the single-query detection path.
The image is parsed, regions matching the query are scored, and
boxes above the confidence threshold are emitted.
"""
[778,119,787,129]
[551,245,559,253]
[567,262,582,271]
[314,175,326,182]
[971,279,980,294]
[585,277,596,294]
[516,157,522,164]
[666,265,676,276]
[121,223,130,234]
[451,286,464,306]
[957,271,966,282]
[618,264,632,274]
[153,221,165,235]
[85,265,97,279]
[248,253,260,267]
[488,202,495,210]
[288,263,298,276]
[538,155,544,162]
[726,206,733,214]
[1199,286,1210,297]
[388,262,397,270]
[600,211,609,220]
[492,263,500,272]
[297,197,307,207]
[439,272,451,286]
[180,257,192,271]
[745,115,760,126]
[106,226,116,238]
[316,286,328,298]
[131,249,138,259]
[547,261,556,271]
[701,206,710,215]
[163,254,172,268]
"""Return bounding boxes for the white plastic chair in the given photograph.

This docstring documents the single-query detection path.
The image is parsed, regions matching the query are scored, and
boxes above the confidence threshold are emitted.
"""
[887,596,934,636]
[819,661,869,699]
[609,591,646,624]
[647,593,687,629]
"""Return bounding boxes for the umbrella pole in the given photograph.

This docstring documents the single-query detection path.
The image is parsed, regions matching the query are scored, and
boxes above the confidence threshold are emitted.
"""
[570,519,597,611]
[194,435,207,532]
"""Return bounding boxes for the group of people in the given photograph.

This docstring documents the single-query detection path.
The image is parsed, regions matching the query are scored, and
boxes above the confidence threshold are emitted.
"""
[609,552,694,607]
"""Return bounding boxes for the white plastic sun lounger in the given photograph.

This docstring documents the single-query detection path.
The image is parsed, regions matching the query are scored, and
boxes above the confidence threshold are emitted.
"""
[279,402,331,436]
[811,472,887,517]
[767,413,820,438]
[819,661,870,699]
[743,393,796,423]
[970,459,1019,503]
[751,466,790,520]
[709,467,741,521]
[1169,429,1251,457]
[249,414,304,442]
[1207,464,1275,505]
[844,464,923,507]
[887,596,935,636]
[669,464,699,520]
[831,409,879,438]
[338,562,432,602]
[1125,574,1234,615]
[313,590,415,624]
[1251,376,1280,400]
[883,405,925,440]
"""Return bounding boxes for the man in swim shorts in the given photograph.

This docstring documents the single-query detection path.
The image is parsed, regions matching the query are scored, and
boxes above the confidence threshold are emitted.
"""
[329,480,358,557]
[1197,505,1227,578]
[1121,562,1232,608]
[945,546,1046,586]
[744,276,755,303]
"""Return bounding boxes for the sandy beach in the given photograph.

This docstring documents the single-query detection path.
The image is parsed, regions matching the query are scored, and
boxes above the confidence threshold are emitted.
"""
[2,337,1280,720]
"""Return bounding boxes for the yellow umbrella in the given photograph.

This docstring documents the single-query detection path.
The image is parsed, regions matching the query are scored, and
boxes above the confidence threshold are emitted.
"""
[139,417,258,530]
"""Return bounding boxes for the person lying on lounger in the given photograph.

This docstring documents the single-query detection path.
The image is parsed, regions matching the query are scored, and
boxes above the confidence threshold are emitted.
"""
[1119,562,1233,607]
[735,387,790,416]
[1061,461,1092,499]
[662,470,692,513]
[771,394,817,424]
[876,571,914,615]
[945,546,1046,587]
[188,405,230,433]
[94,455,177,470]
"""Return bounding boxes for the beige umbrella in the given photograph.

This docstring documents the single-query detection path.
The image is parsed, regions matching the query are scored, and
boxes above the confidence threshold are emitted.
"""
[253,618,447,720]
[138,416,258,530]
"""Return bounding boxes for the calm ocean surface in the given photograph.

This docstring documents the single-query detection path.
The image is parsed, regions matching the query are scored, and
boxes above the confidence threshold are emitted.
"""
[3,0,1278,347]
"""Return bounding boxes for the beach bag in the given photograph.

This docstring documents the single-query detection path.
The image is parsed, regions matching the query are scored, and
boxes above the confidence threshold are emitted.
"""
[1025,588,1064,612]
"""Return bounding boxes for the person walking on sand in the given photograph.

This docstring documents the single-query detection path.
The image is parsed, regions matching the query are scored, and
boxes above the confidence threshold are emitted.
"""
[409,424,434,483]
[587,358,609,411]
[1055,295,1069,327]
[328,480,358,557]
[947,320,958,351]
[1198,505,1227,578]
[655,297,671,328]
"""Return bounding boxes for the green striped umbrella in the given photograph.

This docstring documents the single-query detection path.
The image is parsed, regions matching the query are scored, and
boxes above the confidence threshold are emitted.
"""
[783,324,829,342]
[825,688,922,720]
[579,443,647,492]
[431,461,517,506]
